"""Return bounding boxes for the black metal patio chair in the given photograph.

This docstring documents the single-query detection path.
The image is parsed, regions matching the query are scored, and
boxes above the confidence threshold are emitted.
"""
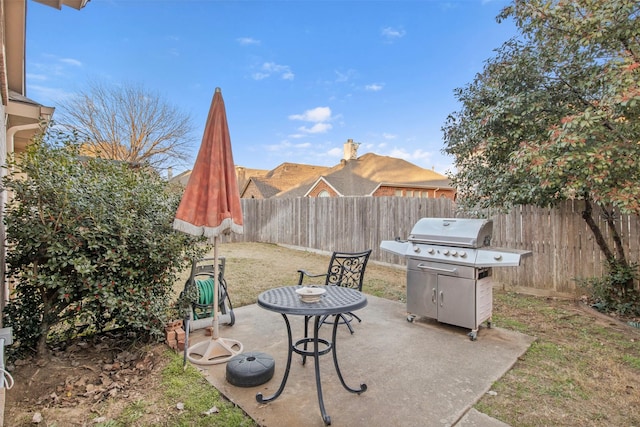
[297,249,372,334]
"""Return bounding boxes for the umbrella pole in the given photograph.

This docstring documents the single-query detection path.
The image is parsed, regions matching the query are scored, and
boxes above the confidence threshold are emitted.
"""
[212,238,220,339]
[186,236,243,365]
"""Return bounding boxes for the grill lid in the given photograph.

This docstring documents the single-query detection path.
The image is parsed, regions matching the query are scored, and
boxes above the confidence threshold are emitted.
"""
[409,218,492,248]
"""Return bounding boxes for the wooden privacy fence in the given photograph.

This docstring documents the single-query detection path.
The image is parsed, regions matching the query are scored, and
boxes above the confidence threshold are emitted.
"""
[228,197,640,297]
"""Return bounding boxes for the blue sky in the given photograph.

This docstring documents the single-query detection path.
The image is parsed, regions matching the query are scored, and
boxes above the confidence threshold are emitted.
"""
[26,0,517,176]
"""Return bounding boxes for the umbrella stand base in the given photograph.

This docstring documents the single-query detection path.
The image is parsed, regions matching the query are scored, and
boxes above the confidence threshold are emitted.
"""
[186,337,244,365]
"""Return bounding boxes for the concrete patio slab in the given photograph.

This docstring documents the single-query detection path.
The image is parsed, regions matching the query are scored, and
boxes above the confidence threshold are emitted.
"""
[188,294,535,427]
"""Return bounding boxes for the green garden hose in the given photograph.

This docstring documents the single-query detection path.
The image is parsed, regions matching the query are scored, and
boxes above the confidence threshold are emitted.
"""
[194,278,215,319]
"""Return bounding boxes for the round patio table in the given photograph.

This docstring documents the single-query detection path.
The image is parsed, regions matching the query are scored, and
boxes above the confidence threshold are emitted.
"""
[256,285,368,426]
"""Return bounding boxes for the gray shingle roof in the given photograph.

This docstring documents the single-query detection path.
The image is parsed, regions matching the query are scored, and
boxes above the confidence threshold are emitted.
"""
[241,162,329,198]
[275,153,452,198]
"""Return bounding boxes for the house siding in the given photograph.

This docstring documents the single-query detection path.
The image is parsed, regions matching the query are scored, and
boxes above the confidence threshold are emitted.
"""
[0,103,6,316]
[307,180,338,197]
[372,185,456,200]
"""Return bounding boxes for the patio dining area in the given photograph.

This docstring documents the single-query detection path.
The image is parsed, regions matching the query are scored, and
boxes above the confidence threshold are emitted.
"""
[187,293,535,427]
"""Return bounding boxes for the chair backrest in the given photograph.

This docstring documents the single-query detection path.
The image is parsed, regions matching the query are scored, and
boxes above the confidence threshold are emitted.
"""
[324,250,372,291]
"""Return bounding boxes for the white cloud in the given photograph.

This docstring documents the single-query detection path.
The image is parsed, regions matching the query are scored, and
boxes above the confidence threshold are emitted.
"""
[385,147,435,168]
[266,139,313,152]
[365,83,384,91]
[289,106,332,123]
[252,62,295,81]
[265,140,292,152]
[409,148,433,162]
[388,147,412,159]
[31,55,83,78]
[59,58,83,67]
[335,69,357,83]
[281,70,295,80]
[381,26,406,42]
[26,73,48,82]
[28,84,75,103]
[327,147,343,158]
[298,122,333,134]
[383,133,397,140]
[262,62,287,72]
[288,107,334,135]
[237,37,261,46]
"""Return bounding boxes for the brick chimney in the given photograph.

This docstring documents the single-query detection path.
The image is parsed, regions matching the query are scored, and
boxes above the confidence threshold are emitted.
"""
[343,139,360,160]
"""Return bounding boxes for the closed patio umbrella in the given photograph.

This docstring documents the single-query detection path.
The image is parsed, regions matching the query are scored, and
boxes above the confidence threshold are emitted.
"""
[173,87,243,365]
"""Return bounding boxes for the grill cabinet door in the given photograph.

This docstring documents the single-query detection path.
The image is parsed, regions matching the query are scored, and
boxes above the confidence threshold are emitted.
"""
[406,268,437,320]
[436,275,476,329]
[406,258,478,329]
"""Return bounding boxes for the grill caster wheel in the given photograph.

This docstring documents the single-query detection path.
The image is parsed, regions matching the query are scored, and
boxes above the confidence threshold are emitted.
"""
[407,315,415,323]
[468,331,477,341]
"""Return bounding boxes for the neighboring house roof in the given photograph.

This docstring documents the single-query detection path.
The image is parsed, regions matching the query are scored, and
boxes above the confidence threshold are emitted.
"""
[169,169,194,187]
[265,162,329,186]
[174,153,451,198]
[276,153,453,198]
[247,178,281,198]
[170,166,270,190]
[236,166,268,191]
[240,162,329,198]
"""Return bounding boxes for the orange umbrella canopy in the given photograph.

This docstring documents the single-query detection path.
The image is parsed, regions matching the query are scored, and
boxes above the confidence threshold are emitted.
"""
[173,88,243,238]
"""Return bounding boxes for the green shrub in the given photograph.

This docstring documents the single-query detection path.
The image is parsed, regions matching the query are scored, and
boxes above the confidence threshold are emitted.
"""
[2,130,205,357]
[578,261,640,318]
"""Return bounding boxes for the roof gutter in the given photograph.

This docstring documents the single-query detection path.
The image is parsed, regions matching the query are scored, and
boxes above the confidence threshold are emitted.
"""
[33,0,90,10]
[7,122,42,154]
[3,122,45,309]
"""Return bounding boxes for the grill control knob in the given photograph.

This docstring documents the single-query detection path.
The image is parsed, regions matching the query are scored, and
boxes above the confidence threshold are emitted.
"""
[451,251,458,257]
[459,251,467,258]
[443,250,450,255]
[494,255,502,261]
[427,248,435,255]
[413,245,421,253]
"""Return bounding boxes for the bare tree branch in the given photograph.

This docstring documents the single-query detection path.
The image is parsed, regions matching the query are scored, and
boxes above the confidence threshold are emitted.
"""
[57,80,196,172]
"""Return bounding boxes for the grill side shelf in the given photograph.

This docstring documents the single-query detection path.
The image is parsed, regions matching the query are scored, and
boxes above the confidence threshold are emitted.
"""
[475,248,532,267]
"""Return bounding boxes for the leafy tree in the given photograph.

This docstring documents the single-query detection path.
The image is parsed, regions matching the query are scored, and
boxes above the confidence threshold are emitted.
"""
[2,129,205,357]
[58,79,195,171]
[443,0,640,295]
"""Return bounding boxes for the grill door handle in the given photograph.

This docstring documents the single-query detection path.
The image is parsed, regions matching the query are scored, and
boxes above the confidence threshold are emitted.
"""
[417,264,459,275]
[431,288,436,304]
[439,291,444,307]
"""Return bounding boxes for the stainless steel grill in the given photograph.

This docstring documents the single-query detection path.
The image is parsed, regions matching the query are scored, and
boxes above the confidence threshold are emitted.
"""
[380,218,531,340]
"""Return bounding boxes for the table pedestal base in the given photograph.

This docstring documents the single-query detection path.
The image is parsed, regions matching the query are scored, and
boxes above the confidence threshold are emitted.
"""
[256,314,366,426]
